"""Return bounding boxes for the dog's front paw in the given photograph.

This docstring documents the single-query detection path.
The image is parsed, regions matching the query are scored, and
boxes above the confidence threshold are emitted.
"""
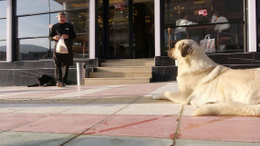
[152,94,166,100]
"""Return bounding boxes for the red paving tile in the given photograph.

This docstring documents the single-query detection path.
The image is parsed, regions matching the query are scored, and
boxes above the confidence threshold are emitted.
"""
[13,114,108,134]
[179,116,260,143]
[84,115,178,139]
[0,113,48,131]
[12,113,178,139]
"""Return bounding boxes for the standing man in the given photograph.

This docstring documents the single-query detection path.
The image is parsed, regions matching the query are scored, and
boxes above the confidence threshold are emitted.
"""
[49,12,76,87]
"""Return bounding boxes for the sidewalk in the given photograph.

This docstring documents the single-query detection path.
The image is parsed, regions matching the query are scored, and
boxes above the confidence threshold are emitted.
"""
[0,82,259,146]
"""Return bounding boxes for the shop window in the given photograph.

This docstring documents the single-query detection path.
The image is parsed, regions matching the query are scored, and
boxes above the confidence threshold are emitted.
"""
[17,0,48,15]
[0,19,6,40]
[18,14,49,38]
[73,34,89,58]
[0,41,6,61]
[164,0,244,54]
[0,1,6,61]
[16,0,90,61]
[19,38,50,60]
[0,0,6,18]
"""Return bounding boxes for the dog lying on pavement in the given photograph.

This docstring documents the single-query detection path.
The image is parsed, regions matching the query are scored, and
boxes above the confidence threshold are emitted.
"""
[27,74,56,87]
[153,39,260,116]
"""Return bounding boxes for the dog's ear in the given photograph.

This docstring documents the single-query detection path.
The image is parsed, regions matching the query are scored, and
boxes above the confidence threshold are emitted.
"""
[180,42,192,57]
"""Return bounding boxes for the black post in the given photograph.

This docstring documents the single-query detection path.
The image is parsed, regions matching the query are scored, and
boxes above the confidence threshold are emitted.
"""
[12,0,18,61]
[160,0,165,56]
[129,0,133,58]
[103,0,109,59]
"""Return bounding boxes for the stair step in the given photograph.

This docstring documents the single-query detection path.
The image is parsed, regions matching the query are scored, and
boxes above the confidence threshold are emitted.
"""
[84,58,154,86]
[84,77,150,85]
[89,72,151,78]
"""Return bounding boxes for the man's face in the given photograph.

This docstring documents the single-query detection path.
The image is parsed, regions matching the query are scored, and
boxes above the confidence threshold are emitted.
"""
[57,15,66,24]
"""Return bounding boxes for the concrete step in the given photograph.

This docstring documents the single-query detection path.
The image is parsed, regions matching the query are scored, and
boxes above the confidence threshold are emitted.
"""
[84,77,150,85]
[101,59,154,67]
[89,72,152,78]
[96,66,151,72]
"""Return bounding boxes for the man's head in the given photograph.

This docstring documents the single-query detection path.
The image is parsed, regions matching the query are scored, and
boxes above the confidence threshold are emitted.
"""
[57,12,66,24]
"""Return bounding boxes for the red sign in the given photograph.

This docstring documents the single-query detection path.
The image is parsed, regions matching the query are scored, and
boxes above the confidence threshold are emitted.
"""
[199,9,207,16]
[114,3,124,10]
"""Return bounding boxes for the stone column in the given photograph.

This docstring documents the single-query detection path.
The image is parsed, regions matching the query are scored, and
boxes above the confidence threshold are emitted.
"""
[89,0,96,59]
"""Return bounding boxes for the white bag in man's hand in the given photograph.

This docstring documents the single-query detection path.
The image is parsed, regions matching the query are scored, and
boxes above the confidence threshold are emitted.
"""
[56,38,68,54]
[200,34,215,53]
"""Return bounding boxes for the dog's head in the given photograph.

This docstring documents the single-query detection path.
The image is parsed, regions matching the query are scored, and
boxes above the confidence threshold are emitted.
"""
[168,39,202,60]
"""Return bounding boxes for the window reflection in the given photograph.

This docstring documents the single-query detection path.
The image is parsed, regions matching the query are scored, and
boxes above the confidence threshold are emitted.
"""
[19,38,50,60]
[0,19,6,40]
[0,41,6,61]
[18,15,49,38]
[50,13,59,25]
[0,0,6,18]
[17,0,48,15]
[50,0,89,11]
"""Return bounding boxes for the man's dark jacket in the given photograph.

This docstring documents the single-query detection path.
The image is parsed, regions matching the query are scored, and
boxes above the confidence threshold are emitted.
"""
[49,22,76,65]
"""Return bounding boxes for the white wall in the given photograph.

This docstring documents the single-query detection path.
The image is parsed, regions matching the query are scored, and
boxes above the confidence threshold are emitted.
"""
[6,0,13,62]
[154,0,161,56]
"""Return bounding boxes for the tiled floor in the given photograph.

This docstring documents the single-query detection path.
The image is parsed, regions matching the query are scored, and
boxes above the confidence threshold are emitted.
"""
[0,82,259,145]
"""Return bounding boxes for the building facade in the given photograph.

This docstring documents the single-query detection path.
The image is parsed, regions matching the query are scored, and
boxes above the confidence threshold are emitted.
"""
[0,0,260,62]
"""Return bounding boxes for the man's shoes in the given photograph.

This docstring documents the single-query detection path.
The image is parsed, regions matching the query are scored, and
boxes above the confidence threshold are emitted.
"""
[56,81,66,87]
[56,81,63,87]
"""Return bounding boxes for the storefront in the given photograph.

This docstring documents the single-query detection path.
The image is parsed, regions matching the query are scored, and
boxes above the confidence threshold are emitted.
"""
[0,0,259,62]
[95,0,259,59]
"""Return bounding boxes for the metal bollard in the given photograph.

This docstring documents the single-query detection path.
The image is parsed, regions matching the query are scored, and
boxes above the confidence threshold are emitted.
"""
[76,62,85,86]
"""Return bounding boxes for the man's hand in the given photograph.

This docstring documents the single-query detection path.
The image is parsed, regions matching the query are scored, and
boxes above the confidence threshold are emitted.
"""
[61,34,69,39]
[53,35,60,41]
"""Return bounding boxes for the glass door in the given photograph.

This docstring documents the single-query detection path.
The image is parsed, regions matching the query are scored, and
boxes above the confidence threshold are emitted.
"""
[133,0,154,58]
[108,0,131,58]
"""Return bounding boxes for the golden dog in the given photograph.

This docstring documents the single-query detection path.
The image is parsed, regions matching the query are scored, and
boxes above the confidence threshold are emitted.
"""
[153,39,260,116]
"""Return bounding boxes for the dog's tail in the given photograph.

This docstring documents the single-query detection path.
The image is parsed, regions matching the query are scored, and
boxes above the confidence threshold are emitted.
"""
[192,101,260,116]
